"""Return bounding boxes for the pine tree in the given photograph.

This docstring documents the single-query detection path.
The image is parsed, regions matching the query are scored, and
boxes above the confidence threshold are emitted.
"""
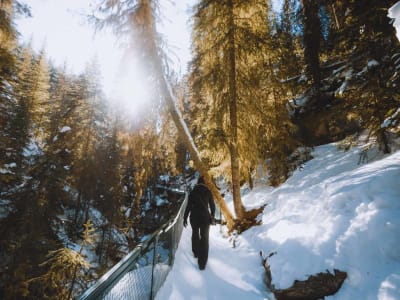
[12,46,36,171]
[277,0,302,91]
[28,220,94,299]
[38,68,79,215]
[336,0,400,152]
[0,0,18,190]
[189,0,273,219]
[92,121,124,265]
[10,48,51,175]
[70,59,108,231]
[30,49,51,144]
[119,143,141,248]
[301,0,322,98]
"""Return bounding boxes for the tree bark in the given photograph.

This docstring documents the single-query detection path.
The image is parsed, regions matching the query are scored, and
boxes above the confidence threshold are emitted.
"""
[302,0,322,96]
[227,0,245,220]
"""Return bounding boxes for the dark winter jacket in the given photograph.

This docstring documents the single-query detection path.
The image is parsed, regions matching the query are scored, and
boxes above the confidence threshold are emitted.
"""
[184,183,216,226]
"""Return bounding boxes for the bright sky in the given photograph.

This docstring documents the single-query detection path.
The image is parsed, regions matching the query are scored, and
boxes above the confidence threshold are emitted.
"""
[16,0,281,118]
[16,0,194,114]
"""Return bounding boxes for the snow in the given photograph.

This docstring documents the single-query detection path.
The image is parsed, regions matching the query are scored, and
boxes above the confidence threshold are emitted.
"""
[389,2,400,42]
[290,95,309,108]
[381,108,400,128]
[0,168,12,174]
[367,59,380,69]
[0,199,12,219]
[156,143,400,300]
[4,162,16,168]
[0,162,17,174]
[144,200,151,211]
[155,195,169,207]
[336,81,348,96]
[23,140,41,157]
[160,175,170,182]
[60,126,72,133]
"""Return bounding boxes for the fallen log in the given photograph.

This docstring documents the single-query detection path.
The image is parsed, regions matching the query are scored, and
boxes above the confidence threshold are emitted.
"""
[260,251,347,300]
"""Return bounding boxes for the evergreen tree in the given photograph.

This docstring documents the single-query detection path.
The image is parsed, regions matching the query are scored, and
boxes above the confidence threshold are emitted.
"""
[0,0,18,190]
[28,220,94,299]
[10,48,51,177]
[30,50,51,145]
[2,64,82,298]
[189,0,273,219]
[335,0,400,152]
[94,122,124,265]
[119,143,141,248]
[277,0,302,92]
[12,47,35,171]
[301,0,322,98]
[70,59,108,232]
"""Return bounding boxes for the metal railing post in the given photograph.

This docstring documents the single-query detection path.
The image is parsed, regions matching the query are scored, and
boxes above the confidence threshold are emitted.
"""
[168,225,174,266]
[149,234,159,300]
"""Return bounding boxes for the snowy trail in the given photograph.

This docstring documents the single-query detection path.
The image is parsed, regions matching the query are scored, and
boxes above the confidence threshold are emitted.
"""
[155,225,272,300]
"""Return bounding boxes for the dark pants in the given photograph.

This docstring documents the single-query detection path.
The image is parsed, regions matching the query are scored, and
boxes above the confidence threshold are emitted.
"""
[191,222,210,269]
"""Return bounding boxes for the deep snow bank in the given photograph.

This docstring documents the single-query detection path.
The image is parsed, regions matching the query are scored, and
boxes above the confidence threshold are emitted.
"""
[389,1,400,42]
[241,143,400,299]
[156,142,399,300]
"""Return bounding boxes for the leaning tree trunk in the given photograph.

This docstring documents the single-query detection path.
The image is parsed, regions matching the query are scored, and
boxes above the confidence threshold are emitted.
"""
[227,0,245,220]
[156,66,235,230]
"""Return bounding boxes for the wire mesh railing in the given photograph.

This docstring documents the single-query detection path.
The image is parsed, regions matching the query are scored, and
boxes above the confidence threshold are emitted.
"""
[78,189,188,300]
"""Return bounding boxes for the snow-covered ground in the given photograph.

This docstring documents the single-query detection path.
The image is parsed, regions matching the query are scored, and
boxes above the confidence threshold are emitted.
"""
[156,142,400,300]
[389,1,400,41]
[156,225,272,300]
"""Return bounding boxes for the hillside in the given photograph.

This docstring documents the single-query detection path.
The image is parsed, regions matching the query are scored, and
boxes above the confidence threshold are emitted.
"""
[157,141,400,300]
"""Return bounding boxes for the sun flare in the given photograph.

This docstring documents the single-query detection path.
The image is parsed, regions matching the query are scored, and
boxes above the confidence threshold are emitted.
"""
[111,61,154,119]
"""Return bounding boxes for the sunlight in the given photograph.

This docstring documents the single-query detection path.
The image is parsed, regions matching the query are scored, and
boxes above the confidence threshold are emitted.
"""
[111,59,154,119]
[16,0,193,119]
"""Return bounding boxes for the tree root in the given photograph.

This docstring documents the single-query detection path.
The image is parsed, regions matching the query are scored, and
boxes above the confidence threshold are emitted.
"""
[232,205,266,233]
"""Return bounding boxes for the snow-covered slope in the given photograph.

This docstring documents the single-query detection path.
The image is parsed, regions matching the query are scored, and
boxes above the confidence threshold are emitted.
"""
[389,1,400,42]
[157,142,400,300]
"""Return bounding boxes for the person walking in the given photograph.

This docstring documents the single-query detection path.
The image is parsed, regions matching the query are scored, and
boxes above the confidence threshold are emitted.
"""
[183,176,216,270]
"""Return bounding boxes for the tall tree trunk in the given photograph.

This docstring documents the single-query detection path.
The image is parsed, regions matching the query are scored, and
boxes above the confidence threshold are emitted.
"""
[302,0,321,96]
[227,0,245,220]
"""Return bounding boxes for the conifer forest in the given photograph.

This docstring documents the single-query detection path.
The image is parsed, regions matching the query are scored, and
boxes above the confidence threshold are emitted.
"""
[1,0,400,299]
